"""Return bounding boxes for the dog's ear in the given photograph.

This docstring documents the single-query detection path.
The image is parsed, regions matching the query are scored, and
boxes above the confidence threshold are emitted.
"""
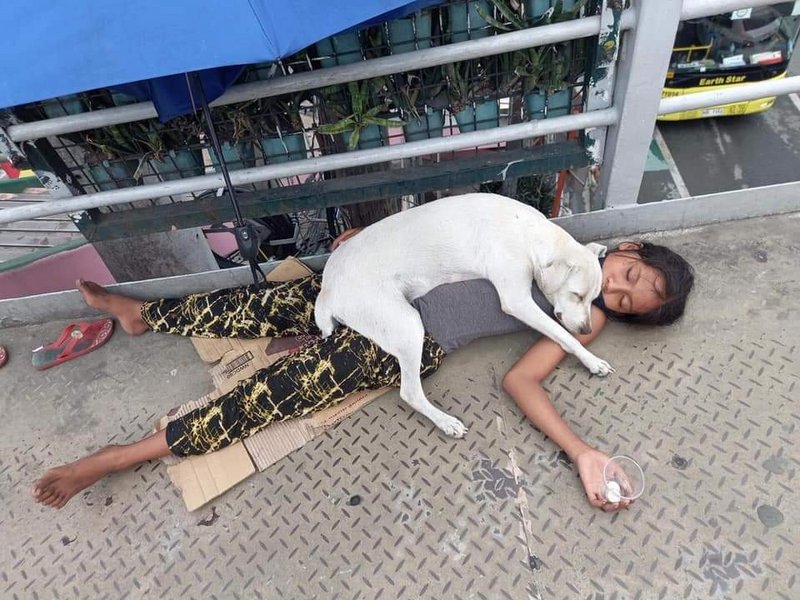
[537,259,574,296]
[585,242,607,258]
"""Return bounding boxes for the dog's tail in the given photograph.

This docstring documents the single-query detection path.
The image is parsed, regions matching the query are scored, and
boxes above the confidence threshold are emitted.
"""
[314,289,338,338]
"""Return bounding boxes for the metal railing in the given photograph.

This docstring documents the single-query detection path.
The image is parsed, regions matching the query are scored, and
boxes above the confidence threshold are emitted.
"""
[0,110,618,224]
[0,0,798,228]
[5,12,635,142]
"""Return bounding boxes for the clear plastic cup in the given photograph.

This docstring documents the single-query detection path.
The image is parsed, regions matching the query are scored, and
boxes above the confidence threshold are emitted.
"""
[603,455,645,502]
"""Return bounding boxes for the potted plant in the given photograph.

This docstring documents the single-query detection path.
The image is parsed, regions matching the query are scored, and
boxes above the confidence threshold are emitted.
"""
[391,67,448,141]
[534,0,586,118]
[40,94,87,119]
[445,59,499,132]
[33,91,139,191]
[82,123,147,191]
[448,0,493,43]
[539,46,572,118]
[255,95,308,164]
[523,0,583,22]
[314,29,363,68]
[209,103,257,171]
[144,116,205,181]
[239,58,311,165]
[385,8,434,54]
[317,80,399,151]
[482,0,577,119]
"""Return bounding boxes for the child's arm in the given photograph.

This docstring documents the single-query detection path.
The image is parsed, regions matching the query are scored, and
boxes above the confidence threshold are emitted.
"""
[503,306,628,511]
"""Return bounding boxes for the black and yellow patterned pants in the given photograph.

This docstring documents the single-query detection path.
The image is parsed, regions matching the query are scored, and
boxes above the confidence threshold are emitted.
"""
[140,275,446,456]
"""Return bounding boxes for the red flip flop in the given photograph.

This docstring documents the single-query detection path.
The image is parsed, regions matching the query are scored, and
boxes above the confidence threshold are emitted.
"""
[32,319,115,370]
[0,345,7,368]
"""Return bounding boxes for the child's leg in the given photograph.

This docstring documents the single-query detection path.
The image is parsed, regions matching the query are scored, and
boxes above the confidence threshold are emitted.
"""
[31,328,445,508]
[79,275,322,339]
[166,328,446,456]
[142,275,322,338]
[77,279,151,336]
[32,429,170,509]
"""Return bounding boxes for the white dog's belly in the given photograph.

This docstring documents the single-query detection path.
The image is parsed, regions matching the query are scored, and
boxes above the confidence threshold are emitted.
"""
[402,271,478,300]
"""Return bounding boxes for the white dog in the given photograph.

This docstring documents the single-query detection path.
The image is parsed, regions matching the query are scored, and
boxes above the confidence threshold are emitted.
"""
[315,193,613,438]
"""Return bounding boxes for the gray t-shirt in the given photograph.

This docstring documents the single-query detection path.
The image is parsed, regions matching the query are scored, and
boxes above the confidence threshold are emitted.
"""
[412,279,554,353]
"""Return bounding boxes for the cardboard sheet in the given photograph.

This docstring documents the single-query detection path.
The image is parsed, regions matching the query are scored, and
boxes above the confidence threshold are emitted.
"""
[159,257,390,511]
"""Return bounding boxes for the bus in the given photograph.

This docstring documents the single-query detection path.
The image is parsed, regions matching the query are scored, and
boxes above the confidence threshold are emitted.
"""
[660,3,800,120]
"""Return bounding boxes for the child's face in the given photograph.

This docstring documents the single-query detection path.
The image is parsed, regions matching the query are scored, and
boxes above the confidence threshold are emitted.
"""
[600,243,667,316]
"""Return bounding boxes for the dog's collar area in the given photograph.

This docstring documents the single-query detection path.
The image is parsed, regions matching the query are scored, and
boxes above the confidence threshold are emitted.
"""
[592,292,608,312]
[592,257,607,312]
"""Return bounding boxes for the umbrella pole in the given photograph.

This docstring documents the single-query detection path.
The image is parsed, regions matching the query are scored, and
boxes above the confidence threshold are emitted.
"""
[190,72,263,285]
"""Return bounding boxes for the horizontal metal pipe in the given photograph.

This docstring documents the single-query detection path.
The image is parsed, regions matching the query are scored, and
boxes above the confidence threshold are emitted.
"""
[12,104,160,141]
[658,75,800,114]
[7,12,636,142]
[681,0,785,21]
[0,108,618,224]
[222,13,634,105]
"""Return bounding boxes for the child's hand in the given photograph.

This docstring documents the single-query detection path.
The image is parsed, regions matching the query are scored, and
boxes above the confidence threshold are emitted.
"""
[575,447,632,512]
[331,227,363,251]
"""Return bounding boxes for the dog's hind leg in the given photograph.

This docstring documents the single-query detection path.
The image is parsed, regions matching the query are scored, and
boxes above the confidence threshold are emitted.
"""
[313,289,338,338]
[357,300,468,438]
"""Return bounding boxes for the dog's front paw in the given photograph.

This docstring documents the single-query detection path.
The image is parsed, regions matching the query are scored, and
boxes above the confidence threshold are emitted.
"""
[433,414,468,438]
[584,355,615,377]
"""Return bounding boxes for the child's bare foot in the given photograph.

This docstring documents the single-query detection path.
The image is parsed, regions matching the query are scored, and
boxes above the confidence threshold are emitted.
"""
[32,446,122,509]
[77,279,149,335]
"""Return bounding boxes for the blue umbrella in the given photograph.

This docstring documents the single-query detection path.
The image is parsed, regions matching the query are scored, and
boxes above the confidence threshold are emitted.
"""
[1,0,443,281]
[0,0,442,116]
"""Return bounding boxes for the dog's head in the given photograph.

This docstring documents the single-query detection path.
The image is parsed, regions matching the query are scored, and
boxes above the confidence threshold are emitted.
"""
[537,242,606,335]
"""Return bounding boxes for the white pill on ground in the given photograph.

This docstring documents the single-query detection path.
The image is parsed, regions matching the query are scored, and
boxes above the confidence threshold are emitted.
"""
[605,481,621,503]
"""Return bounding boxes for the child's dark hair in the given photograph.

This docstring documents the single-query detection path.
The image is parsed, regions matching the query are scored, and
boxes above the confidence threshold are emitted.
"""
[604,242,694,326]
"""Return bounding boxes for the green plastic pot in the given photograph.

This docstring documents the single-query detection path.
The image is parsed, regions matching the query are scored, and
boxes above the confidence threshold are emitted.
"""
[341,125,385,150]
[211,141,256,171]
[547,89,571,118]
[388,12,432,53]
[151,149,205,180]
[315,32,362,68]
[260,133,307,164]
[448,0,491,43]
[524,89,571,120]
[86,159,139,191]
[523,0,551,20]
[403,108,444,141]
[454,100,499,132]
[41,95,86,118]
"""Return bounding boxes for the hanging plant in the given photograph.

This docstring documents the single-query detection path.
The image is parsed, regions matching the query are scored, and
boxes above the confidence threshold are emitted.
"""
[444,59,494,113]
[390,67,448,121]
[253,94,308,163]
[254,94,304,137]
[139,116,205,180]
[317,80,400,150]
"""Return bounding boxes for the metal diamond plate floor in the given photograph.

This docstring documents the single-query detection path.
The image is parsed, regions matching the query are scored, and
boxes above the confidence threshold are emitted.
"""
[1,214,798,599]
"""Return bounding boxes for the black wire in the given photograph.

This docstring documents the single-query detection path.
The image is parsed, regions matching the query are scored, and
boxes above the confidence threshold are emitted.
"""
[189,72,245,227]
[189,73,265,284]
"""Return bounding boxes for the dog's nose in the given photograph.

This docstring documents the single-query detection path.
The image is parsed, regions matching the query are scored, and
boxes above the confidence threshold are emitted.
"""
[579,324,592,335]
